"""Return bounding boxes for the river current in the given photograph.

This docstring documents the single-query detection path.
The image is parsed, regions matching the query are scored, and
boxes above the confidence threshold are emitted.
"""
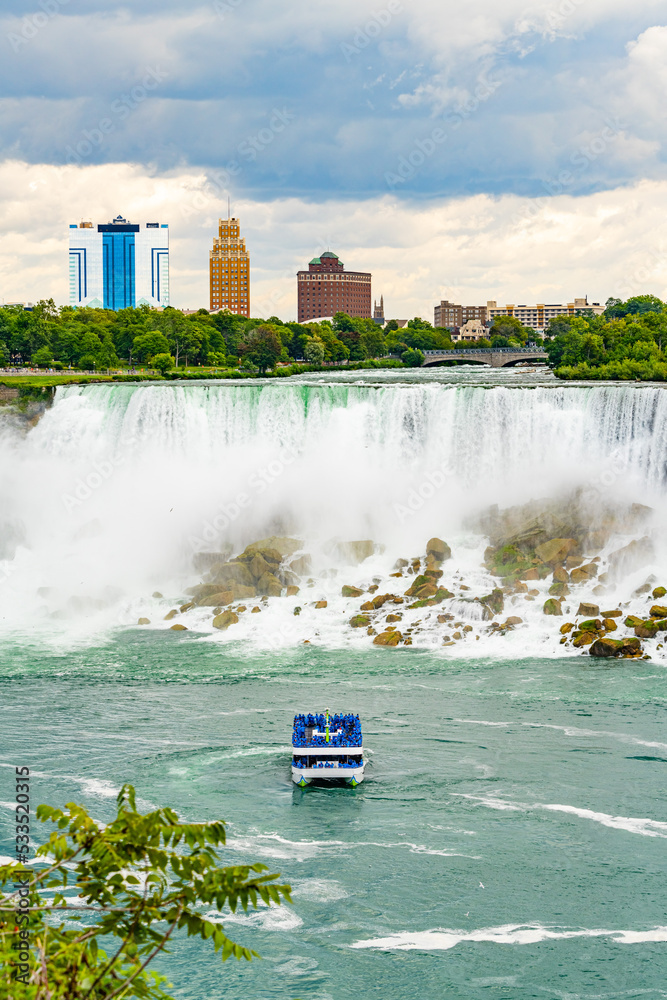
[1,368,666,999]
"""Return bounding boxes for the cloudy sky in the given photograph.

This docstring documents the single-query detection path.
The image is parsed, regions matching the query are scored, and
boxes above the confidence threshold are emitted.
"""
[1,0,666,317]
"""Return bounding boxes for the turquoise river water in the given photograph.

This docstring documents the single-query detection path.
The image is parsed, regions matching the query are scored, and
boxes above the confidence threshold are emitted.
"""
[1,370,666,999]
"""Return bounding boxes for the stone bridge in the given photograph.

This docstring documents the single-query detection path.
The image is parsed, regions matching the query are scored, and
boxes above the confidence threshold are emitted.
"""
[422,347,549,368]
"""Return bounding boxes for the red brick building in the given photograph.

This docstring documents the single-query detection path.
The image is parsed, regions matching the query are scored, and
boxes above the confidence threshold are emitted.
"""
[297,251,371,323]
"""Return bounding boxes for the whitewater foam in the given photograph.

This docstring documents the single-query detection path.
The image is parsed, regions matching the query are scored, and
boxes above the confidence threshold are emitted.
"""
[351,923,667,951]
[457,793,667,836]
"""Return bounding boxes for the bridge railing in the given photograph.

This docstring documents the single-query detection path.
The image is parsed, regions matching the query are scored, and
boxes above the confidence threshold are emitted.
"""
[423,347,547,356]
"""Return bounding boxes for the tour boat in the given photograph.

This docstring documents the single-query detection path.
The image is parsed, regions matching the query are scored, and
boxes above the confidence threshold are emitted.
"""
[291,710,365,787]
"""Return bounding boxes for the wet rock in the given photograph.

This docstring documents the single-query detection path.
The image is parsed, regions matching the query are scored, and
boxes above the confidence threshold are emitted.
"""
[386,613,402,623]
[289,554,313,577]
[286,585,300,597]
[197,590,235,607]
[535,537,579,564]
[572,631,596,647]
[543,598,563,616]
[248,553,273,581]
[553,566,569,583]
[577,602,600,617]
[342,585,364,598]
[652,586,666,599]
[601,608,621,618]
[257,572,283,597]
[579,618,602,632]
[350,614,371,628]
[405,575,438,599]
[373,630,402,646]
[360,600,375,611]
[522,568,540,581]
[425,569,444,581]
[481,588,504,615]
[649,604,667,619]
[635,621,659,639]
[138,618,150,625]
[590,636,642,657]
[251,606,261,613]
[560,622,575,634]
[179,602,195,613]
[549,582,569,598]
[188,583,225,600]
[169,623,188,631]
[211,562,256,589]
[602,618,618,631]
[164,609,178,620]
[334,540,378,564]
[570,563,598,584]
[243,536,302,559]
[212,610,239,630]
[394,558,409,569]
[426,537,451,562]
[152,591,163,599]
[624,615,644,628]
[608,537,655,579]
[315,600,328,609]
[506,616,523,625]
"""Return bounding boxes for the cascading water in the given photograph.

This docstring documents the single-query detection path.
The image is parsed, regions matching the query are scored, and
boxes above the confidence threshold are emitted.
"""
[1,371,666,651]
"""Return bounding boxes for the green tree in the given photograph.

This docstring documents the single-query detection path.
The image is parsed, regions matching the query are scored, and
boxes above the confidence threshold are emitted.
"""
[0,784,291,999]
[402,347,425,367]
[152,352,176,376]
[304,335,326,365]
[31,346,54,368]
[359,327,385,359]
[238,325,281,374]
[133,332,171,364]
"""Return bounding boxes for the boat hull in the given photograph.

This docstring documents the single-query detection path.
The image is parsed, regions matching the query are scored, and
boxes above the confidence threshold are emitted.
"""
[292,765,364,786]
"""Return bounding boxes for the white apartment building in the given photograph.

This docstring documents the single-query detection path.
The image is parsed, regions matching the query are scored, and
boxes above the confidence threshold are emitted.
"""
[486,297,603,335]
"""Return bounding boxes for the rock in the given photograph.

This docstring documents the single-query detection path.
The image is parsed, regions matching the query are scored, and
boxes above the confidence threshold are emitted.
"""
[315,600,327,609]
[350,614,370,628]
[386,613,402,623]
[251,606,261,613]
[179,602,195,613]
[589,637,625,657]
[243,536,302,559]
[425,569,443,581]
[579,618,602,632]
[342,585,364,597]
[212,610,239,630]
[653,619,667,630]
[138,618,150,625]
[560,622,574,634]
[602,618,618,631]
[522,568,540,581]
[286,585,300,597]
[360,601,375,611]
[566,556,583,569]
[289,554,312,577]
[210,562,256,589]
[192,550,232,573]
[169,623,188,631]
[635,621,659,639]
[535,537,579,564]
[549,582,569,597]
[649,604,667,619]
[187,583,225,599]
[652,586,667,599]
[335,540,377,564]
[570,563,598,584]
[426,537,451,562]
[608,537,655,579]
[577,602,600,617]
[257,572,283,597]
[506,616,523,625]
[373,630,402,646]
[481,589,504,615]
[248,553,273,581]
[543,598,563,616]
[572,631,596,647]
[405,575,434,598]
[164,609,178,620]
[601,608,621,618]
[553,566,569,583]
[197,590,235,607]
[624,615,644,628]
[152,591,163,599]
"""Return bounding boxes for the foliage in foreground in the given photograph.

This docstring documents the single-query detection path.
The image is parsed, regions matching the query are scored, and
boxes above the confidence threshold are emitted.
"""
[0,785,292,999]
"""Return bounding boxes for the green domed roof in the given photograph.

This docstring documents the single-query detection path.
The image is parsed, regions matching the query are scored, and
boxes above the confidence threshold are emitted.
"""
[320,251,339,258]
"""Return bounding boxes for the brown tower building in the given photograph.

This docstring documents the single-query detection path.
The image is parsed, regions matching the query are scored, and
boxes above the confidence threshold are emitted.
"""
[209,217,250,316]
[297,251,371,323]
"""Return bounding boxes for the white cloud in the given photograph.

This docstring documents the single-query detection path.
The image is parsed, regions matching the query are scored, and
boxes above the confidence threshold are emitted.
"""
[1,160,666,318]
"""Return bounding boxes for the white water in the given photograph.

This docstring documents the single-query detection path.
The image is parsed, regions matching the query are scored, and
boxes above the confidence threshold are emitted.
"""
[1,373,667,650]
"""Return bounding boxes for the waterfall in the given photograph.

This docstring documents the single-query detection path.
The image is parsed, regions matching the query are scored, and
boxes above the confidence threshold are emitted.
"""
[1,376,666,646]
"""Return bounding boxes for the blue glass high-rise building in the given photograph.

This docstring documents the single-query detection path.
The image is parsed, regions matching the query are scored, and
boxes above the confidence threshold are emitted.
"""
[69,215,169,310]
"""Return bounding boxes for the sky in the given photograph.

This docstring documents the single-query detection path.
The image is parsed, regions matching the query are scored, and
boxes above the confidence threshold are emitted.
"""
[1,0,667,318]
